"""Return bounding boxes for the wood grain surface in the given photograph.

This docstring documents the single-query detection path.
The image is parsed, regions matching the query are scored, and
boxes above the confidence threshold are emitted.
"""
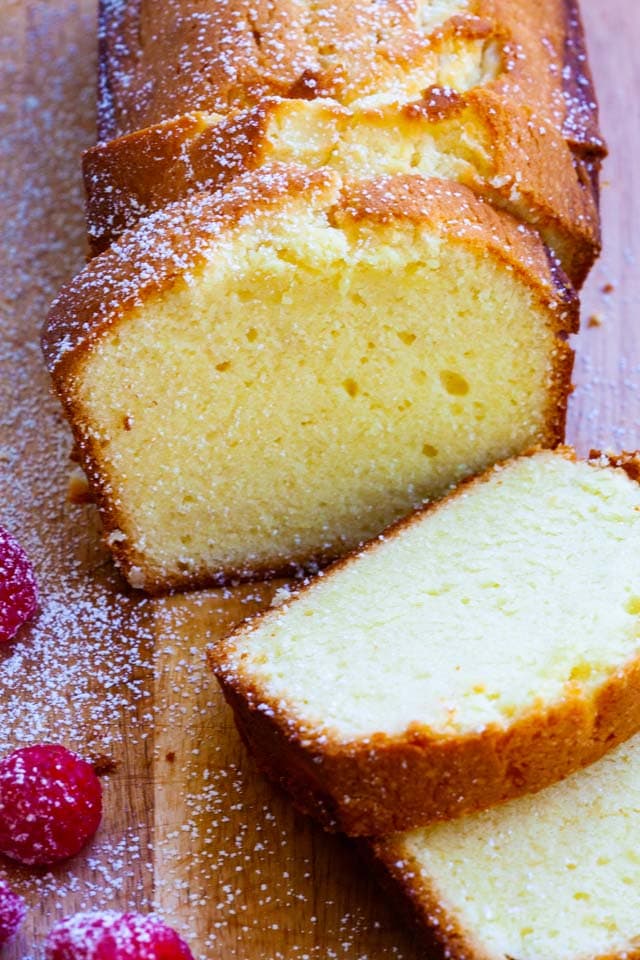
[0,2,638,957]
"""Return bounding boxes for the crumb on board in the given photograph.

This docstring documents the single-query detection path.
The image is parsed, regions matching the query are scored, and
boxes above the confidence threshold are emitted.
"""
[90,754,119,777]
[67,467,93,504]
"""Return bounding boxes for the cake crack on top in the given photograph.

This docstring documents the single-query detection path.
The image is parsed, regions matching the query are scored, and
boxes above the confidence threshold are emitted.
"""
[87,0,603,288]
[372,726,640,960]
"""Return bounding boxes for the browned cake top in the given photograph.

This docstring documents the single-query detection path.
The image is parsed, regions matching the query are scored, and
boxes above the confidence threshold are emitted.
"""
[98,0,603,158]
[42,165,578,380]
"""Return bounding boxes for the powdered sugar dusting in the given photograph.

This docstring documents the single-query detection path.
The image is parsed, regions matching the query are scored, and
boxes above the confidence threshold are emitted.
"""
[43,162,337,372]
[1,0,634,958]
[98,0,495,138]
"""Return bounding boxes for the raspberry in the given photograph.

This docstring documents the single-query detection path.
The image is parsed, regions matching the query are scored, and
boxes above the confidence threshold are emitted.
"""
[0,745,102,865]
[44,912,195,960]
[0,878,26,945]
[0,526,38,643]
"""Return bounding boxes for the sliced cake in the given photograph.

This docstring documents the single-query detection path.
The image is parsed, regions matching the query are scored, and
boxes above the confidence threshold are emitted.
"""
[97,0,599,143]
[210,449,640,836]
[89,0,603,280]
[97,1,504,139]
[84,91,600,285]
[42,166,576,593]
[372,729,640,960]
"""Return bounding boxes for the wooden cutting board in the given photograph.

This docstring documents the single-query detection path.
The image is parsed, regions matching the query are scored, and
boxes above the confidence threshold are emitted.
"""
[1,2,638,957]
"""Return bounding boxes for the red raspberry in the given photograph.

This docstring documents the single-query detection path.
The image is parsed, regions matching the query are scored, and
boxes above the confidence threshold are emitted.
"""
[0,526,38,643]
[0,878,26,945]
[44,912,194,960]
[0,745,102,865]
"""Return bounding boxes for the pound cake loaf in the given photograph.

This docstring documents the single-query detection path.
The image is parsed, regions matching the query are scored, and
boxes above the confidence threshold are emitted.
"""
[372,729,640,960]
[42,167,577,593]
[210,449,640,836]
[87,0,604,281]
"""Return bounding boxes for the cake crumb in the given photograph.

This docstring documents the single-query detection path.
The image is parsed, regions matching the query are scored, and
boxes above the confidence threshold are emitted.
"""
[90,754,119,777]
[67,467,93,504]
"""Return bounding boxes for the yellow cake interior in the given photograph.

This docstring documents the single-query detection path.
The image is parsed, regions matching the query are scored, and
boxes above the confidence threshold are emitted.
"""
[260,98,489,184]
[75,204,564,589]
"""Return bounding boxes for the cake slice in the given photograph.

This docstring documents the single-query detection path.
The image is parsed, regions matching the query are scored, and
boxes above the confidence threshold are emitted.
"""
[372,729,640,960]
[83,91,600,286]
[210,449,640,836]
[96,0,600,144]
[42,166,576,594]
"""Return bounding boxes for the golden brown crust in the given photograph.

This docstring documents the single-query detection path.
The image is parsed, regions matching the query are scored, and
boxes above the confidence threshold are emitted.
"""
[210,447,640,836]
[446,89,600,288]
[84,86,600,286]
[96,1,600,141]
[363,838,492,960]
[589,450,640,484]
[43,171,577,592]
[43,164,342,592]
[53,168,580,382]
[47,170,580,380]
[84,104,273,256]
[90,0,603,287]
[84,110,227,255]
[332,175,578,328]
[96,1,492,138]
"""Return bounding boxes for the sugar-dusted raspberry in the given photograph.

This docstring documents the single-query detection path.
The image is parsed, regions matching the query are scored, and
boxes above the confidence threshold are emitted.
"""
[0,878,26,945]
[44,912,194,960]
[0,745,102,865]
[0,526,38,643]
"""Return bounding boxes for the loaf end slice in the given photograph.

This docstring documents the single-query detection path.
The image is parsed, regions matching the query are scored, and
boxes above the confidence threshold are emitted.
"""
[372,727,640,960]
[211,449,640,836]
[43,167,575,593]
